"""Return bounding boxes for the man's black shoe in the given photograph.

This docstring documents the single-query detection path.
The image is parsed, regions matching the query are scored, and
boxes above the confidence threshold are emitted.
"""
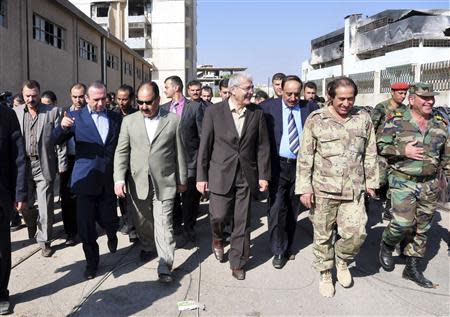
[84,267,97,280]
[129,230,138,243]
[27,226,37,239]
[402,257,433,288]
[158,273,173,283]
[10,212,22,231]
[0,300,11,315]
[379,241,395,271]
[107,236,118,253]
[41,243,52,257]
[65,234,77,247]
[272,254,288,269]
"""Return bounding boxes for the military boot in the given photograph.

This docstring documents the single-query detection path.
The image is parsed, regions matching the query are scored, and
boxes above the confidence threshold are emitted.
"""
[402,257,433,288]
[336,259,352,288]
[379,241,395,271]
[319,270,335,298]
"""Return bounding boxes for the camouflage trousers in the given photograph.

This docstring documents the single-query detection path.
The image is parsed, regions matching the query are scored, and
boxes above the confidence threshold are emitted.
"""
[382,174,439,258]
[310,194,368,272]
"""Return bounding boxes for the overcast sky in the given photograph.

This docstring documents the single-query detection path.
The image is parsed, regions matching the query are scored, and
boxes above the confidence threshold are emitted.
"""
[197,0,450,85]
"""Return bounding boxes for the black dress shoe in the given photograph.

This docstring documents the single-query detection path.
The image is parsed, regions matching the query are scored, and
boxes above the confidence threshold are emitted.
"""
[272,254,288,269]
[41,244,52,257]
[231,268,245,280]
[129,230,138,243]
[158,273,173,283]
[65,234,77,247]
[84,267,97,280]
[212,240,224,262]
[27,226,37,239]
[0,300,11,315]
[402,257,433,288]
[108,236,118,253]
[379,241,395,271]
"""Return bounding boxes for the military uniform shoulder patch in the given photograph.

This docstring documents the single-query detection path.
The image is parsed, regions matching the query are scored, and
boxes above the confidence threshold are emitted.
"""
[386,111,403,121]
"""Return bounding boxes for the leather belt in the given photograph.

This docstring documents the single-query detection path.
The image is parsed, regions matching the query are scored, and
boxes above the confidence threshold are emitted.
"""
[391,170,435,183]
[27,155,39,161]
[279,157,297,164]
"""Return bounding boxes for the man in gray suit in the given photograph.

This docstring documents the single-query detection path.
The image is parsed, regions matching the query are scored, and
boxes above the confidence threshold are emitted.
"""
[114,81,187,283]
[14,80,67,257]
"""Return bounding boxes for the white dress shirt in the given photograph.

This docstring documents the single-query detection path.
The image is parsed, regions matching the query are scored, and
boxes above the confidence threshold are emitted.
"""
[144,113,160,143]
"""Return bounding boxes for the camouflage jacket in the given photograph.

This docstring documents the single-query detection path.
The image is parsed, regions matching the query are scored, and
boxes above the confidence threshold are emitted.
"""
[377,109,450,177]
[295,107,379,200]
[371,98,407,136]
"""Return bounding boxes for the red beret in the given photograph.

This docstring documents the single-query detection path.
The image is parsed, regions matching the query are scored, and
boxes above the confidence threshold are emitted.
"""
[391,82,409,90]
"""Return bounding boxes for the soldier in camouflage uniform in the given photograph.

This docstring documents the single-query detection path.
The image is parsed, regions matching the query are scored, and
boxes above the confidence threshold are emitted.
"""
[295,77,378,297]
[378,83,450,288]
[371,82,409,221]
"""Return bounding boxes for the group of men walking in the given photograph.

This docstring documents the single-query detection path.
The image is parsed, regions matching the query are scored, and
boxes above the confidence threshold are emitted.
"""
[0,71,448,313]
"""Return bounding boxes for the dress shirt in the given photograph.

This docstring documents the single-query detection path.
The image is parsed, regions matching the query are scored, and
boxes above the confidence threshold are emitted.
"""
[144,112,160,144]
[88,106,109,144]
[279,100,302,159]
[23,106,39,157]
[228,98,247,138]
[169,97,185,117]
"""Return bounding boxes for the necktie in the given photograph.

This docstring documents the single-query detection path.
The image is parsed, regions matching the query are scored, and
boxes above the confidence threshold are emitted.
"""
[288,109,299,155]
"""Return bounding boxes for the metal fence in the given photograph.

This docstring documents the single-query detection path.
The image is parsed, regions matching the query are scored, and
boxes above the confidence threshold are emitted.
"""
[349,71,375,94]
[380,64,415,93]
[420,60,450,91]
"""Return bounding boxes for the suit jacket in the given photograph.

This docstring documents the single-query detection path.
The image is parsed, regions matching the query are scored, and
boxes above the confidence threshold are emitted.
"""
[260,98,319,176]
[197,101,271,198]
[0,105,27,212]
[53,106,122,196]
[14,103,67,182]
[161,98,203,178]
[114,108,187,201]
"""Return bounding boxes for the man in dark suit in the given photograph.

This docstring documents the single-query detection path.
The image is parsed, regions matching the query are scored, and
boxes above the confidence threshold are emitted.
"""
[162,76,203,242]
[53,81,122,279]
[197,73,271,280]
[0,104,27,315]
[261,75,319,269]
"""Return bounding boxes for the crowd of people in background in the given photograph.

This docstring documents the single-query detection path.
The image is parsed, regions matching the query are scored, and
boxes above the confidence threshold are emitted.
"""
[0,71,449,314]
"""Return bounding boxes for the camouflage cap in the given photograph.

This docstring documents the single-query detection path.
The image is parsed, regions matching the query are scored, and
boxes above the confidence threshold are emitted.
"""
[409,82,439,97]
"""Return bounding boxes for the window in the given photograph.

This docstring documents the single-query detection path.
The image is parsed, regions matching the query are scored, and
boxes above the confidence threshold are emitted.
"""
[33,14,65,49]
[123,61,133,76]
[91,3,110,18]
[128,0,144,16]
[143,72,149,81]
[0,0,6,27]
[79,38,97,62]
[135,49,144,57]
[136,68,142,79]
[106,52,119,70]
[129,28,144,38]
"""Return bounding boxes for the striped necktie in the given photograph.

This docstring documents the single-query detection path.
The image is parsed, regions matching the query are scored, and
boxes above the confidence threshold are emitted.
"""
[288,109,299,155]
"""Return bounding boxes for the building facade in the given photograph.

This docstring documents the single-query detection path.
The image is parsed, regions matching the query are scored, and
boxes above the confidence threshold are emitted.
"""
[0,0,152,106]
[301,10,450,106]
[69,0,197,98]
[197,64,247,96]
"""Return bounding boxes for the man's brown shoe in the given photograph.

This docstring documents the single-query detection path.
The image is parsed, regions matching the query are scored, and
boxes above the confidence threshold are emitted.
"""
[212,239,224,262]
[231,268,245,280]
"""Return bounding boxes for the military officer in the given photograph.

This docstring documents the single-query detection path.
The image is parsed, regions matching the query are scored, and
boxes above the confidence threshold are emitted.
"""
[378,83,449,288]
[296,77,378,298]
[371,82,409,220]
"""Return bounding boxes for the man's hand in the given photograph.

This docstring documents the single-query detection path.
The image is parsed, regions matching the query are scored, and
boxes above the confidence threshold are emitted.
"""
[259,180,268,192]
[177,184,188,193]
[196,181,208,194]
[114,183,127,198]
[15,201,27,212]
[61,111,75,130]
[405,140,424,160]
[300,193,314,209]
[366,188,376,198]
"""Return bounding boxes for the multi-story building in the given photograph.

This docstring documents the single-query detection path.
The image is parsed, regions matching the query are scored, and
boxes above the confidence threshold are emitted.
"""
[69,0,197,96]
[0,0,152,106]
[197,64,247,95]
[301,9,450,106]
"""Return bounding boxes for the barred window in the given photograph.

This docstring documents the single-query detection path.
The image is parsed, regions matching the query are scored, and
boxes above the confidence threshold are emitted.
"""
[106,52,119,70]
[79,38,97,62]
[136,68,142,79]
[123,61,133,76]
[33,14,65,49]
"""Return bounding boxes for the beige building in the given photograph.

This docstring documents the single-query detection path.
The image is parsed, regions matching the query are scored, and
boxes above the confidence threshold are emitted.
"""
[68,0,197,99]
[0,0,152,107]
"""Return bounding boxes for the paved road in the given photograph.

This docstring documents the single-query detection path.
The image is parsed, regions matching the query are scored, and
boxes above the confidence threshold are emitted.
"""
[8,200,450,316]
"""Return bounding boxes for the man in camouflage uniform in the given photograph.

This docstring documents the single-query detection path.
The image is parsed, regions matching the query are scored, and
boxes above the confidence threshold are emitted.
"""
[296,77,378,297]
[371,82,409,221]
[378,83,449,288]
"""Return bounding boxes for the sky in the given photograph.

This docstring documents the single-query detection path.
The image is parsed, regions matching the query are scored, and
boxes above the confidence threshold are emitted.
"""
[197,0,450,85]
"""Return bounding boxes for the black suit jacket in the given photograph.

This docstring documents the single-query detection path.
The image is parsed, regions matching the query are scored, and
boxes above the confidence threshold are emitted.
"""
[162,98,203,178]
[0,104,27,212]
[260,98,319,176]
[197,100,271,198]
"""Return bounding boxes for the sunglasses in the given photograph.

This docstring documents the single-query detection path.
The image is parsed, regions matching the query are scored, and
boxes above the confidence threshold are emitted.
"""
[136,97,157,105]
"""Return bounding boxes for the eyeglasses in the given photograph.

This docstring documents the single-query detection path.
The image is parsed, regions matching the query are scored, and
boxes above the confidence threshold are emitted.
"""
[136,97,157,105]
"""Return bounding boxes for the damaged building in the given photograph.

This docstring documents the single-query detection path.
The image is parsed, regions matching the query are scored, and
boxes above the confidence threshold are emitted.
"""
[301,9,450,106]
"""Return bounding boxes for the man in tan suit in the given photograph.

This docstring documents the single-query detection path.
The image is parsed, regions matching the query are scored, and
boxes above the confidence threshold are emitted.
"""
[114,81,187,283]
